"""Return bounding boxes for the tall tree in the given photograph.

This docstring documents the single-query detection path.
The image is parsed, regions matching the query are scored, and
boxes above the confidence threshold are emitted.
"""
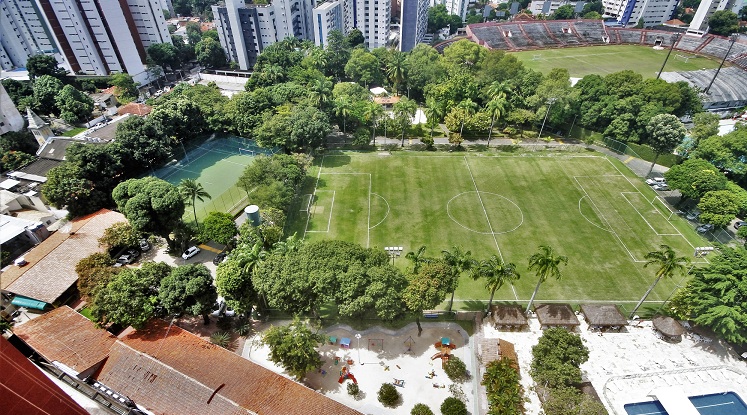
[387,51,407,96]
[262,317,323,379]
[485,95,507,147]
[405,245,429,274]
[363,101,385,145]
[629,244,689,317]
[55,84,94,123]
[195,37,227,68]
[392,97,417,147]
[32,75,63,114]
[109,73,139,103]
[708,10,739,36]
[333,95,353,134]
[456,99,478,137]
[159,264,217,325]
[441,246,475,312]
[425,98,446,139]
[526,245,568,314]
[26,55,66,80]
[147,43,181,72]
[402,260,451,335]
[645,113,686,175]
[179,178,211,227]
[472,255,520,316]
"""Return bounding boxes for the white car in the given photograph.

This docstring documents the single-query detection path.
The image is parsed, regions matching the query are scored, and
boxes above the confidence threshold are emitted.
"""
[182,246,201,260]
[653,183,670,191]
[646,177,666,186]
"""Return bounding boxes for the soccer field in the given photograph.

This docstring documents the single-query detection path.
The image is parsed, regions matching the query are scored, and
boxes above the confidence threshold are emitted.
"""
[511,45,723,78]
[286,152,708,312]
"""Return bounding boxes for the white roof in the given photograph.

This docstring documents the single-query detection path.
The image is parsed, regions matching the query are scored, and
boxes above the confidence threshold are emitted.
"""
[370,87,388,95]
[0,179,20,190]
[648,387,701,415]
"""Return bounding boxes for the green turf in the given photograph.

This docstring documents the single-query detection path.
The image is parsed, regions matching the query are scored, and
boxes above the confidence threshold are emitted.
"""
[61,127,87,137]
[510,45,724,78]
[286,151,708,313]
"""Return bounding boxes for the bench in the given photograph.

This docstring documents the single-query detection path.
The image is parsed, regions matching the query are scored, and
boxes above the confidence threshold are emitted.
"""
[424,313,439,319]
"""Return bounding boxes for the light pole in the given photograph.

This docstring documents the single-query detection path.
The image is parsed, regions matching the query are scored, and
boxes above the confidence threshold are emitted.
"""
[384,246,403,265]
[704,33,739,95]
[355,333,362,364]
[656,33,681,80]
[538,98,557,140]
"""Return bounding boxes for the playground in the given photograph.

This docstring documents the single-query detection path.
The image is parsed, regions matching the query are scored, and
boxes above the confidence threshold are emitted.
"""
[244,322,475,415]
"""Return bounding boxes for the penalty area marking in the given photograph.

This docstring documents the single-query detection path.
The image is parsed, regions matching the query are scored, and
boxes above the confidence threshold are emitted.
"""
[305,190,335,233]
[578,196,612,233]
[368,193,390,230]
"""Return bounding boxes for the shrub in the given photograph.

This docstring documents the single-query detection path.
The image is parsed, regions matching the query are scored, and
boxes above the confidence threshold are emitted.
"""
[377,383,401,407]
[411,403,434,415]
[440,397,467,415]
[235,316,252,337]
[210,331,231,348]
[444,356,468,382]
[420,136,434,150]
[347,382,360,396]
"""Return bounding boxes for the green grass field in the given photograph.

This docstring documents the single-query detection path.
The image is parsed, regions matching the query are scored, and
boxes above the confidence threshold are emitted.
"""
[286,152,708,313]
[511,45,723,78]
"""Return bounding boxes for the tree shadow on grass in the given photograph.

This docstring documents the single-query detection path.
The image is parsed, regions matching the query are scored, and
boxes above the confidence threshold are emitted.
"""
[320,154,351,168]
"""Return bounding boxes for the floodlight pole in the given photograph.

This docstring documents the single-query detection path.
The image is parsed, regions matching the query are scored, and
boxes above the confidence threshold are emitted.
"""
[656,33,681,80]
[355,333,361,364]
[538,98,556,140]
[384,246,403,265]
[704,33,738,95]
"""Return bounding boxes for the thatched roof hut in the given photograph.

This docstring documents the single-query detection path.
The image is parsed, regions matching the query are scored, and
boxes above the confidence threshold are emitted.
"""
[580,304,627,327]
[653,315,684,338]
[535,304,580,328]
[490,305,528,328]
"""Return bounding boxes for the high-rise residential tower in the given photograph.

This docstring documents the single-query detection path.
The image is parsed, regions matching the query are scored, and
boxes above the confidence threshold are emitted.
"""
[430,0,467,20]
[687,0,744,36]
[602,0,679,27]
[399,0,429,51]
[0,0,65,71]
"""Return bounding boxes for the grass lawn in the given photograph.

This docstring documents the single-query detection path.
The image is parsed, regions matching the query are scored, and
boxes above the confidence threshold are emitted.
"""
[61,127,87,137]
[286,151,708,313]
[510,45,723,78]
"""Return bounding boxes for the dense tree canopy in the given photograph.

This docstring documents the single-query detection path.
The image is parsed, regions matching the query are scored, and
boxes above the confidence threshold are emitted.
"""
[708,10,739,36]
[112,177,185,246]
[26,55,66,80]
[159,264,217,324]
[262,317,323,379]
[665,158,728,201]
[531,327,589,388]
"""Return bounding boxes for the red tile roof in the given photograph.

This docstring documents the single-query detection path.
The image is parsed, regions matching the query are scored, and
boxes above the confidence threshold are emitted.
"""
[98,342,253,415]
[13,306,116,374]
[117,102,152,116]
[0,336,89,415]
[3,209,126,303]
[118,320,364,415]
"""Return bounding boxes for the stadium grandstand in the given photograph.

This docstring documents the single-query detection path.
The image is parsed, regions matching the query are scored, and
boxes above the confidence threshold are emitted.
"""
[465,20,747,70]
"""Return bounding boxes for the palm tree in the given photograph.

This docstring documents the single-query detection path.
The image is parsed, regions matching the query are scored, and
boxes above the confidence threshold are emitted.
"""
[526,245,568,315]
[363,102,384,145]
[393,97,417,147]
[442,246,476,312]
[456,99,478,137]
[485,94,507,148]
[472,255,520,316]
[308,77,333,108]
[179,178,211,228]
[238,241,266,276]
[333,96,353,134]
[629,244,689,318]
[424,98,446,139]
[387,50,407,96]
[405,245,428,273]
[484,80,511,102]
[272,232,303,254]
[308,47,327,71]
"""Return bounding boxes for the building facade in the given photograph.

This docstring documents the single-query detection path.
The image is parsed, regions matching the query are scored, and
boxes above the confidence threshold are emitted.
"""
[602,0,679,27]
[687,0,743,36]
[313,1,344,47]
[0,84,25,135]
[353,0,391,49]
[399,0,429,51]
[430,0,467,20]
[0,0,65,71]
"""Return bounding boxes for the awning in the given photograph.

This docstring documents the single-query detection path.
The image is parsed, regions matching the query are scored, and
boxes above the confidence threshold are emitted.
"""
[11,295,48,310]
[648,387,700,415]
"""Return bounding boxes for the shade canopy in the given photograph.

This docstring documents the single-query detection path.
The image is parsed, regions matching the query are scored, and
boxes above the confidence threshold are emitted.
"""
[580,304,627,327]
[11,295,48,310]
[535,303,580,327]
[490,305,528,326]
[652,315,685,337]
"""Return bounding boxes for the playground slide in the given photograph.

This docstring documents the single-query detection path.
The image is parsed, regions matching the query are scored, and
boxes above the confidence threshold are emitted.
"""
[431,352,443,360]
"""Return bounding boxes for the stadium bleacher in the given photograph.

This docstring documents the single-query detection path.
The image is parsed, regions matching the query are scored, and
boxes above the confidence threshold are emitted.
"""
[674,35,707,52]
[572,21,608,44]
[544,21,582,45]
[521,22,560,48]
[643,32,667,46]
[699,37,732,57]
[611,28,644,45]
[500,24,534,49]
[468,24,512,50]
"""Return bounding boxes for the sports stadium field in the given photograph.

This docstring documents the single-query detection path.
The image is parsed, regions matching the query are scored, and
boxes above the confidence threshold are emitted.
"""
[286,152,708,312]
[511,45,723,78]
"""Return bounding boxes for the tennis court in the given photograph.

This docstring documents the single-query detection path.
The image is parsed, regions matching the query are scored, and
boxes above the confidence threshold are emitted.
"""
[152,136,276,221]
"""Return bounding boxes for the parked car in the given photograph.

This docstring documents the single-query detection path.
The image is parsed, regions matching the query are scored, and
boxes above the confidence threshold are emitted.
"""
[182,246,201,260]
[653,183,670,191]
[116,248,141,265]
[210,298,236,318]
[696,224,714,233]
[213,252,227,265]
[646,177,666,186]
[139,239,151,252]
[735,221,747,230]
[686,211,700,221]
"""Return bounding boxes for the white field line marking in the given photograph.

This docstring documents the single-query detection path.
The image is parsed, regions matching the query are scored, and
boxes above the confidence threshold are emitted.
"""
[305,190,335,233]
[620,192,680,236]
[302,156,324,240]
[367,174,371,248]
[578,196,613,232]
[368,193,390,230]
[299,194,313,212]
[602,156,702,254]
[463,157,516,300]
[317,172,372,247]
[574,176,644,263]
[446,191,524,235]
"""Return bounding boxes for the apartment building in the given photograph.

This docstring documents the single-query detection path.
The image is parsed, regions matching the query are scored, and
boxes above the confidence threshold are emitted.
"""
[399,0,429,51]
[430,0,467,20]
[0,0,65,71]
[687,0,743,36]
[602,0,679,27]
[313,1,344,47]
